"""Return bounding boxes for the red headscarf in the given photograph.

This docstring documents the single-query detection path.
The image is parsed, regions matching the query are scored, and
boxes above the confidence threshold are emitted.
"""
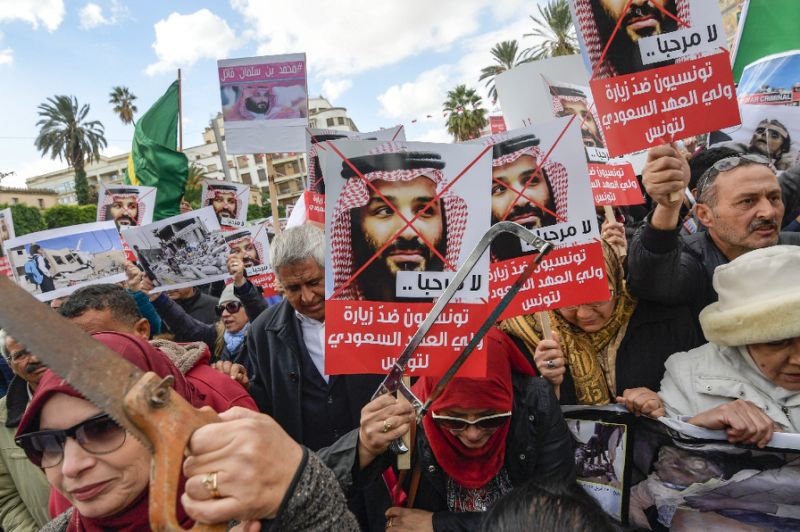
[17,332,199,531]
[413,328,535,489]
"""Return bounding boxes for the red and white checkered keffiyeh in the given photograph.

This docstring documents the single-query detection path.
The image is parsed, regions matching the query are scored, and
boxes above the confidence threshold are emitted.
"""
[98,190,145,225]
[225,231,266,267]
[330,144,469,300]
[204,188,243,221]
[550,90,607,148]
[491,144,569,221]
[574,0,690,78]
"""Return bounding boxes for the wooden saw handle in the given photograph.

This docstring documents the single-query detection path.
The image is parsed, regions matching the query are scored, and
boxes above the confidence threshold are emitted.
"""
[125,372,226,531]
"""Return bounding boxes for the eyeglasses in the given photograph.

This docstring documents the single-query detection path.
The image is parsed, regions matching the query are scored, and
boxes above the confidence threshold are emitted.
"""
[16,413,126,468]
[8,348,33,362]
[560,289,616,312]
[754,127,786,140]
[215,301,243,315]
[431,412,512,432]
[696,154,772,199]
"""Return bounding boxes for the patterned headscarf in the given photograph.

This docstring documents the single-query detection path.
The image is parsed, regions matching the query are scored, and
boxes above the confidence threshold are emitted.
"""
[204,184,242,219]
[491,134,570,220]
[573,0,690,78]
[330,143,468,300]
[549,84,607,148]
[308,133,350,193]
[224,230,265,267]
[99,188,145,226]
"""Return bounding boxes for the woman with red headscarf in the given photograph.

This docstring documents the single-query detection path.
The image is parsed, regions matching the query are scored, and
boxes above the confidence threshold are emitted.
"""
[323,328,575,531]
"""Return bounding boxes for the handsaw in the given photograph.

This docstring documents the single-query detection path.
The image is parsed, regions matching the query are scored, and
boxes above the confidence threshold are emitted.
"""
[372,221,554,453]
[0,276,224,531]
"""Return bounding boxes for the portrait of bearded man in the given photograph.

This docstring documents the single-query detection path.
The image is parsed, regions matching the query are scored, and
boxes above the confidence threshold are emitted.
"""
[330,149,468,302]
[575,0,686,77]
[101,188,143,229]
[226,231,262,269]
[550,85,606,150]
[204,184,239,223]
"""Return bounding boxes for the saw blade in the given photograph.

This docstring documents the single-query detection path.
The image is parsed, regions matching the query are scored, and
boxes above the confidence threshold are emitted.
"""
[0,277,152,450]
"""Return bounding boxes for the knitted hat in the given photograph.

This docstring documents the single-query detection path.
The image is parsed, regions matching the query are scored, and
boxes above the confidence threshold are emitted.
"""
[700,246,800,346]
[218,283,241,306]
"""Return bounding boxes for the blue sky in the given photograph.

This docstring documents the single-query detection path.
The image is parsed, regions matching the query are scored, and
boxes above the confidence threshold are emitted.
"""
[28,227,123,253]
[0,0,545,188]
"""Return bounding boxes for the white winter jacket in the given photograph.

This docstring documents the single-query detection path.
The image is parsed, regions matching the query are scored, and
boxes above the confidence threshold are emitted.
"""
[658,342,800,432]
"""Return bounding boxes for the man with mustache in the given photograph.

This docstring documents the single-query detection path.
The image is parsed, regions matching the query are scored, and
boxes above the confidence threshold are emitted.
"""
[205,183,239,223]
[550,86,605,150]
[574,0,683,77]
[490,135,565,261]
[748,119,793,171]
[628,146,800,346]
[227,230,262,269]
[0,331,51,529]
[331,150,467,302]
[102,187,141,228]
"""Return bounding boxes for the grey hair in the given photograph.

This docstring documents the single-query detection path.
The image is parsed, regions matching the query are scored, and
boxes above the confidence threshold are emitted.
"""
[0,330,8,360]
[271,224,324,275]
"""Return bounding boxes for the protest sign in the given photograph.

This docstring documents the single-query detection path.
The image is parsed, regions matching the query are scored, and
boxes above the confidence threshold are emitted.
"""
[201,179,250,229]
[320,139,492,376]
[711,104,800,171]
[96,184,156,230]
[0,208,16,278]
[737,50,800,107]
[489,116,507,134]
[223,224,277,297]
[542,77,644,206]
[468,118,608,320]
[218,53,308,154]
[4,222,126,302]
[122,206,230,293]
[495,54,590,128]
[570,0,740,156]
[562,405,800,528]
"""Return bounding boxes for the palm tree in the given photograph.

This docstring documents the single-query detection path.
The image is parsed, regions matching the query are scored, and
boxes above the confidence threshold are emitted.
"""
[183,163,208,207]
[35,95,107,205]
[523,0,578,60]
[479,40,533,103]
[109,86,138,126]
[443,85,488,142]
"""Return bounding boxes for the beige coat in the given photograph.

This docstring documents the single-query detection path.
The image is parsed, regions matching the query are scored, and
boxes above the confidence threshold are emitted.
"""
[659,342,800,432]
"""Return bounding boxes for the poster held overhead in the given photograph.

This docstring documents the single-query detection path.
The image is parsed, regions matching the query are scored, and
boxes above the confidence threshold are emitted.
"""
[737,50,800,107]
[96,184,157,229]
[223,224,277,297]
[200,178,250,229]
[218,53,309,154]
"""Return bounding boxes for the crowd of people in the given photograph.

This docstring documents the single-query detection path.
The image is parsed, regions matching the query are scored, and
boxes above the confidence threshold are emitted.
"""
[0,138,798,532]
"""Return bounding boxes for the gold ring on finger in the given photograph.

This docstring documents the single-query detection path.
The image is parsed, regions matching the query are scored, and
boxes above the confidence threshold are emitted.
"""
[202,471,221,499]
[382,419,393,433]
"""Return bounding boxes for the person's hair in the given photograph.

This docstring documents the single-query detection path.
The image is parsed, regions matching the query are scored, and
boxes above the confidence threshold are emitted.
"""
[271,224,324,274]
[688,146,739,192]
[479,479,615,532]
[59,284,143,327]
[29,244,40,254]
[697,157,771,207]
[755,118,791,156]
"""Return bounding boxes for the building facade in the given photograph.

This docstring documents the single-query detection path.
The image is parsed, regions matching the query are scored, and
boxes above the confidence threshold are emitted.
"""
[26,96,358,209]
[0,186,59,209]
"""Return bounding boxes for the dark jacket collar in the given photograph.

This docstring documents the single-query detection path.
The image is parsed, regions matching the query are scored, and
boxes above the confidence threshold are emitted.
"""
[5,376,31,428]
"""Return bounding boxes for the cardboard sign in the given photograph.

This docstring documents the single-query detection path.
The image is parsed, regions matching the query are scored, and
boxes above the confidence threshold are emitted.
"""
[218,53,308,153]
[304,190,325,224]
[200,178,250,230]
[320,139,492,376]
[223,224,277,297]
[489,116,507,134]
[4,222,126,302]
[588,164,644,206]
[96,184,156,230]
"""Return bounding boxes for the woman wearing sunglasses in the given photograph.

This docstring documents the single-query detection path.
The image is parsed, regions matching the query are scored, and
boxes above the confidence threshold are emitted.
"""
[150,254,266,366]
[330,328,574,531]
[501,241,699,414]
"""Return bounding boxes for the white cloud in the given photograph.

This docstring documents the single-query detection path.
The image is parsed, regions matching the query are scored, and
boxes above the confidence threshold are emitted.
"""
[230,0,527,77]
[0,0,65,31]
[145,9,241,76]
[102,144,128,157]
[411,127,452,143]
[79,1,129,30]
[377,65,452,121]
[321,79,352,102]
[0,48,11,65]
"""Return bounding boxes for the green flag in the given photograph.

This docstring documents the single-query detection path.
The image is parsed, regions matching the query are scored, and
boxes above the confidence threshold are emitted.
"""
[126,81,188,220]
[731,0,800,82]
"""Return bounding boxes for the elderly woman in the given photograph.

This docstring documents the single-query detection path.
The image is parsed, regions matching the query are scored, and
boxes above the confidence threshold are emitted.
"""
[320,328,575,531]
[501,241,699,411]
[14,332,358,531]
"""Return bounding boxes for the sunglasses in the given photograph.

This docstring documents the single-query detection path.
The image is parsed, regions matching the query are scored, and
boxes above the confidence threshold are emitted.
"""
[16,413,126,469]
[560,289,616,312]
[696,154,772,198]
[215,301,243,315]
[431,411,512,432]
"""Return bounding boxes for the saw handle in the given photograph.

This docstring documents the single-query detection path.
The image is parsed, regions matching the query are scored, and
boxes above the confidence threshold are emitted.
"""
[124,372,226,532]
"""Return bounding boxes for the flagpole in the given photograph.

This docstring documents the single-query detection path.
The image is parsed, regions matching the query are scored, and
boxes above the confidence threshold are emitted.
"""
[177,69,183,152]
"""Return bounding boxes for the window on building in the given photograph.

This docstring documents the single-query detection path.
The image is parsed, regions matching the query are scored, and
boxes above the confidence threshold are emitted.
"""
[258,169,267,181]
[228,160,235,169]
[241,172,252,185]
[54,256,64,265]
[309,119,317,128]
[337,117,346,125]
[237,156,249,167]
[278,183,290,195]
[326,118,336,127]
[208,164,218,172]
[38,198,44,208]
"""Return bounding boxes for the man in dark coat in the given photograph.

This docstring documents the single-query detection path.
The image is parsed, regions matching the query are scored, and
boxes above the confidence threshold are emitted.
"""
[627,145,800,343]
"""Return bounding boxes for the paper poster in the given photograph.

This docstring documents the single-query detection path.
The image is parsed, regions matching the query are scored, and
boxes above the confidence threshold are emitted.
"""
[218,53,308,154]
[121,206,230,293]
[320,139,492,376]
[0,208,16,278]
[4,222,126,302]
[489,116,507,134]
[201,179,250,229]
[711,104,800,171]
[96,184,156,230]
[223,224,277,297]
[570,0,740,156]
[468,118,609,320]
[737,50,800,107]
